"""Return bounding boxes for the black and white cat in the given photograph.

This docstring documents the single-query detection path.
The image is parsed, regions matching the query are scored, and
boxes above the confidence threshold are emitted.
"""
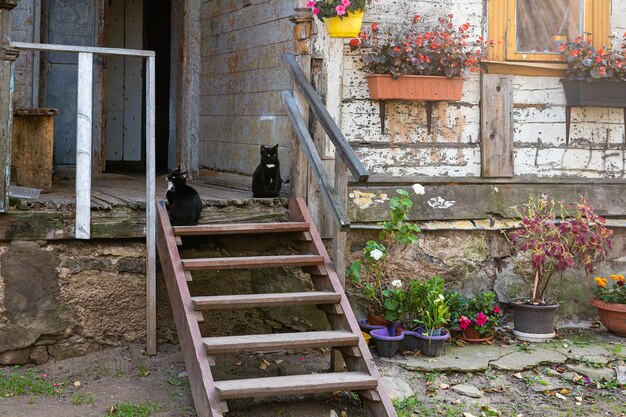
[252,144,282,198]
[166,167,203,226]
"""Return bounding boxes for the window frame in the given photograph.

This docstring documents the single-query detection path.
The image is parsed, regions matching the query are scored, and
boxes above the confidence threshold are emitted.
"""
[488,0,610,64]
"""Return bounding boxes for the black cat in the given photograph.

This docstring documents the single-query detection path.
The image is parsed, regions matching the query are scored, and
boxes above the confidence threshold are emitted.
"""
[166,167,203,226]
[252,144,282,198]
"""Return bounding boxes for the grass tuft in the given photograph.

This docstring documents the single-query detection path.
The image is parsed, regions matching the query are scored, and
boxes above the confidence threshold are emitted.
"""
[106,400,162,417]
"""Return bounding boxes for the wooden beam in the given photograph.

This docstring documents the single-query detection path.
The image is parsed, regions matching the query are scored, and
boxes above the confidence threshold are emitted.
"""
[481,74,513,178]
[146,55,157,356]
[75,52,94,239]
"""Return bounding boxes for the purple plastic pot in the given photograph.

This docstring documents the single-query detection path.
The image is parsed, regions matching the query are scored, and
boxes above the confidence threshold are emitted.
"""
[401,330,421,351]
[412,328,450,357]
[370,327,404,358]
[358,319,387,333]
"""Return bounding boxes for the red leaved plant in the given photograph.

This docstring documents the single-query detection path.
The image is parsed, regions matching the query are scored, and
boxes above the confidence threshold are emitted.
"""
[505,196,613,304]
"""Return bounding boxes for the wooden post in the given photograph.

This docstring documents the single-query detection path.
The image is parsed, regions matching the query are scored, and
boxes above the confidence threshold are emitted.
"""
[480,74,514,178]
[0,1,18,213]
[289,9,312,199]
[75,52,93,239]
[146,55,157,355]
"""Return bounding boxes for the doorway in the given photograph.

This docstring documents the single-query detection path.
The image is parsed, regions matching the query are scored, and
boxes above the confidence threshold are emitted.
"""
[105,0,171,172]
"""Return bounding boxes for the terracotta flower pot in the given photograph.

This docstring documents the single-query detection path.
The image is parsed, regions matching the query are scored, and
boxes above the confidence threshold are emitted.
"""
[367,306,391,327]
[324,10,365,38]
[590,297,626,337]
[366,74,464,102]
[461,326,494,343]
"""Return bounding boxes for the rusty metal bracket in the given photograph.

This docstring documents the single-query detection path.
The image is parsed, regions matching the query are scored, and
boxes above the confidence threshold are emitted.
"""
[376,100,437,135]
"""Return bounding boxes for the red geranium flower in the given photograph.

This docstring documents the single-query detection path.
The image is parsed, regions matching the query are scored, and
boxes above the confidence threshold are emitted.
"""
[475,312,488,327]
[458,315,471,331]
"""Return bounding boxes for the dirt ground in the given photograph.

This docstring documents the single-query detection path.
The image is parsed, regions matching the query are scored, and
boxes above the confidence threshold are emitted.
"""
[0,328,624,417]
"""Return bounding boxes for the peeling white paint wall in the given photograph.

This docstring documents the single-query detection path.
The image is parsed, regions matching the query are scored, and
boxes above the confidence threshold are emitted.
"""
[340,0,626,179]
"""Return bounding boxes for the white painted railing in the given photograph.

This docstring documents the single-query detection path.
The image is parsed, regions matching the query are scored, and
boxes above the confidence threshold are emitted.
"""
[10,41,157,355]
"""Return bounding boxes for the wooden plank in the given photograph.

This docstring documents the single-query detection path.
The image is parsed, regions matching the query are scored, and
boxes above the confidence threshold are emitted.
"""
[203,330,358,354]
[347,182,626,222]
[11,113,55,192]
[0,34,16,213]
[145,55,157,356]
[191,291,341,310]
[173,222,309,236]
[481,74,514,178]
[156,201,224,417]
[75,52,93,240]
[181,255,324,271]
[215,372,377,400]
[288,198,397,416]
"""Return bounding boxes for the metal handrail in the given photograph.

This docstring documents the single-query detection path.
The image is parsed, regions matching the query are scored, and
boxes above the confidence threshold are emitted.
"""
[282,91,350,230]
[282,52,369,183]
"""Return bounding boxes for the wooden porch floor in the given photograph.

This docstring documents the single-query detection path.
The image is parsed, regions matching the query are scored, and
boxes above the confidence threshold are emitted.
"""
[26,173,252,208]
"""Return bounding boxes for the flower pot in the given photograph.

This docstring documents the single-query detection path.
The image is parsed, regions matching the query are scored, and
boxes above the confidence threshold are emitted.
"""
[509,298,559,343]
[361,331,372,346]
[590,297,626,337]
[413,327,450,357]
[324,10,365,38]
[461,326,494,343]
[562,79,626,107]
[367,306,391,327]
[358,318,387,333]
[366,74,464,102]
[370,327,404,358]
[401,330,421,351]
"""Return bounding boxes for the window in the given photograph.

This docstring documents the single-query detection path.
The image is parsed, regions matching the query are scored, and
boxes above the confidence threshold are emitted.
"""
[489,0,610,65]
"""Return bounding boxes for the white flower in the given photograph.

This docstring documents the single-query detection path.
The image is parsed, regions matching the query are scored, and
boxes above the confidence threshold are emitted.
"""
[411,183,425,195]
[391,280,402,288]
[434,294,445,303]
[370,249,384,261]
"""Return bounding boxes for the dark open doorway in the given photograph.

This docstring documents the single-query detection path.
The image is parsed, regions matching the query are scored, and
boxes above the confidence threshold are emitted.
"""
[145,0,171,172]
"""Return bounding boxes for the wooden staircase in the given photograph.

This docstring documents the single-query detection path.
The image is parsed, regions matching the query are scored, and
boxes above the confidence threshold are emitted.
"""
[156,198,397,417]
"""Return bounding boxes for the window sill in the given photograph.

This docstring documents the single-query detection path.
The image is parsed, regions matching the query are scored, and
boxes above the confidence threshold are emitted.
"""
[482,61,567,77]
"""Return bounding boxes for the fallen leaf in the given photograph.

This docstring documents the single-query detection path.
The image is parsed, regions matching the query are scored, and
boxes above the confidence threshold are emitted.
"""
[562,343,569,349]
[480,405,502,416]
[73,381,81,387]
[572,374,583,382]
[555,393,567,400]
[559,388,569,395]
[235,361,244,366]
[575,402,582,406]
[259,358,271,370]
[575,396,583,402]
[462,413,477,417]
[513,373,523,379]
[439,383,449,389]
[340,411,348,417]
[274,360,284,364]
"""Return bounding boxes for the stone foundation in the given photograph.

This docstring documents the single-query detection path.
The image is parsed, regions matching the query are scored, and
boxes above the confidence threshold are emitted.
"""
[347,227,626,323]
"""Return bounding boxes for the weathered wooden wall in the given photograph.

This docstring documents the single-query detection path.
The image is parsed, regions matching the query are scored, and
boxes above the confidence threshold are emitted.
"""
[9,0,38,109]
[198,0,296,187]
[342,0,626,179]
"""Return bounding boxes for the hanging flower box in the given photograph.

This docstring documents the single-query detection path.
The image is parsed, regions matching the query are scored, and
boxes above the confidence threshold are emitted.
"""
[325,10,365,38]
[308,1,368,39]
[366,74,464,102]
[562,79,626,107]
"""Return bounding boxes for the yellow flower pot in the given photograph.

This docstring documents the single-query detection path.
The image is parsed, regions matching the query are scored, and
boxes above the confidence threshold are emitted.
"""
[324,10,365,38]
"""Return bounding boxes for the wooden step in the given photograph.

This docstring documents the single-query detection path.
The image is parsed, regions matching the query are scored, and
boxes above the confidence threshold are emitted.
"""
[214,372,378,400]
[203,330,358,354]
[181,255,324,271]
[173,222,310,236]
[192,291,341,310]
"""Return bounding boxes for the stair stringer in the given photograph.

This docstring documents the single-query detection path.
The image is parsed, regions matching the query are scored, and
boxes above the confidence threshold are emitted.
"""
[156,201,226,417]
[290,198,398,417]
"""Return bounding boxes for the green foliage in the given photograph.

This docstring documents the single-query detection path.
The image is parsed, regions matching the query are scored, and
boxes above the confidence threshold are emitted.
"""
[412,276,450,333]
[348,187,422,318]
[593,274,626,304]
[307,0,369,20]
[449,291,503,336]
[107,401,162,417]
[0,369,62,398]
[72,391,95,405]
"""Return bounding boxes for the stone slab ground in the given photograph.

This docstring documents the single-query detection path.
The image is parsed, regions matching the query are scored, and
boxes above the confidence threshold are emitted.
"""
[0,328,624,417]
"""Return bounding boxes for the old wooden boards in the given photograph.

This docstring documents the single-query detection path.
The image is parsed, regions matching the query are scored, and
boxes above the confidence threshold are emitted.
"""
[481,74,514,178]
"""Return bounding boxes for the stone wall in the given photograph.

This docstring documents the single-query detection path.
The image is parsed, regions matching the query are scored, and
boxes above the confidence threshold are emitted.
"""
[346,227,626,324]
[0,236,328,365]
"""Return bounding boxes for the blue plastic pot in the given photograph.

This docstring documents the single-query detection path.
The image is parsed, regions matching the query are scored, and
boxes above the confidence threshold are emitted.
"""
[370,327,404,358]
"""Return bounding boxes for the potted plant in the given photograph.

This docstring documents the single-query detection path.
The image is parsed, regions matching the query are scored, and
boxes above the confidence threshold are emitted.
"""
[590,274,626,337]
[349,185,423,329]
[450,291,503,343]
[349,14,491,101]
[399,275,450,356]
[307,0,369,38]
[504,196,613,342]
[561,35,626,107]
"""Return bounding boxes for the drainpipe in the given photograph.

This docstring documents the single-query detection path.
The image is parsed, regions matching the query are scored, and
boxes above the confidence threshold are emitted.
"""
[0,0,19,213]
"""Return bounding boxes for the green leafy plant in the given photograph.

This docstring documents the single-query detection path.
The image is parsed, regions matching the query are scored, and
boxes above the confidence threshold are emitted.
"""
[349,185,423,319]
[561,34,626,81]
[0,369,62,397]
[412,275,450,334]
[452,291,503,337]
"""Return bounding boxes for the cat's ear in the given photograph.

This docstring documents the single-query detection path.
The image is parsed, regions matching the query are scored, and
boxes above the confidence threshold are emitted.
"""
[272,144,279,151]
[260,145,267,151]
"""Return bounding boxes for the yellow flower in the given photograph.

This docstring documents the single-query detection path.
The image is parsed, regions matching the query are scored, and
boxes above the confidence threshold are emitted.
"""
[610,274,618,281]
[617,275,625,282]
[595,277,607,288]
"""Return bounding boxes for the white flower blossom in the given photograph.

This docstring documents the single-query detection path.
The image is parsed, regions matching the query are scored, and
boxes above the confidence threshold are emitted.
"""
[391,280,402,288]
[411,183,425,195]
[434,294,445,303]
[370,249,384,261]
